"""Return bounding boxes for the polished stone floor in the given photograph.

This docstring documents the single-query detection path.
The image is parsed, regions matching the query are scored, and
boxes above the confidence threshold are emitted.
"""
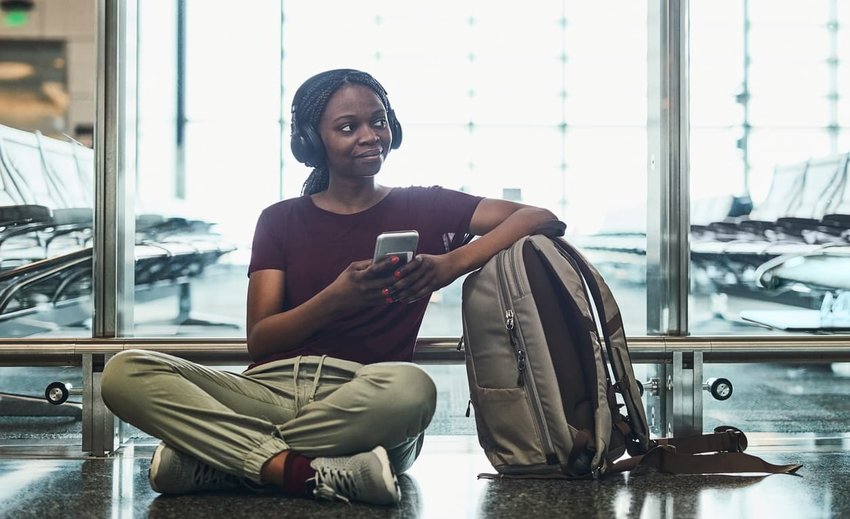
[3,361,850,518]
[0,435,847,519]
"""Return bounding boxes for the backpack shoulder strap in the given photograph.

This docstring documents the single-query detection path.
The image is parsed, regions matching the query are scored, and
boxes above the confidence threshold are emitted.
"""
[542,236,652,451]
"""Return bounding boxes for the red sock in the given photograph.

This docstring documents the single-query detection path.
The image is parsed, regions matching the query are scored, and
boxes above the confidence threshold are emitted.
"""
[281,452,316,496]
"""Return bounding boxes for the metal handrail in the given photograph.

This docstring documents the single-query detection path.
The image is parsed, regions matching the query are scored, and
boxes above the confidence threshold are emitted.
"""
[2,335,850,366]
[0,249,92,314]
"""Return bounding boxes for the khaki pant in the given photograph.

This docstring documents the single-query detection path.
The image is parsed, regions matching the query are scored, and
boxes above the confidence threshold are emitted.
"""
[101,350,437,483]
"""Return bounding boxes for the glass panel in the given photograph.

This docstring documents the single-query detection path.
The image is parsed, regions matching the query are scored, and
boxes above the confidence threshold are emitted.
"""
[421,364,476,436]
[841,0,850,132]
[132,1,650,338]
[134,0,281,336]
[285,1,650,336]
[689,0,850,335]
[562,3,649,335]
[0,3,95,338]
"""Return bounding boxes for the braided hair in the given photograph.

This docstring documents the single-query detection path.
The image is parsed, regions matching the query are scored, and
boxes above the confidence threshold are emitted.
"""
[291,69,395,196]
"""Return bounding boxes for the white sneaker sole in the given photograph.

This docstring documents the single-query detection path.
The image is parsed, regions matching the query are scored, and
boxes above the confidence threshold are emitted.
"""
[371,446,402,504]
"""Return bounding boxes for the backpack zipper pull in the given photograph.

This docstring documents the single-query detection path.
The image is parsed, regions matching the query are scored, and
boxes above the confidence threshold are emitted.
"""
[505,309,515,331]
[505,310,517,348]
[465,398,472,417]
[456,336,465,351]
[516,349,526,386]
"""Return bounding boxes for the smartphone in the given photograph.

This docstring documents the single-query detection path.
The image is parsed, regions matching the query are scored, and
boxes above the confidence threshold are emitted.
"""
[373,230,419,264]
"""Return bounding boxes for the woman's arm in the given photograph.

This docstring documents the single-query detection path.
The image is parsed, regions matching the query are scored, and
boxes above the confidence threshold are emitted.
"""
[388,198,563,303]
[246,269,333,362]
[452,198,564,275]
[246,258,399,362]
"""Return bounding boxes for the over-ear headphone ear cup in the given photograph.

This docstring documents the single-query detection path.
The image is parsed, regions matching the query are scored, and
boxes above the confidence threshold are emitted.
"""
[388,109,403,150]
[290,132,310,164]
[291,123,325,167]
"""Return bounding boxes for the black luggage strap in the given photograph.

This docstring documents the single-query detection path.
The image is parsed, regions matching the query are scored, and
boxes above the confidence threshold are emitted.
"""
[654,426,749,455]
[610,445,802,475]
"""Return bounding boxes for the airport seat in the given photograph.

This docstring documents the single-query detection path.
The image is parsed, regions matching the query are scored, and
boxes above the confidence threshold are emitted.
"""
[694,154,847,244]
[692,155,849,316]
[731,246,850,331]
[575,152,850,321]
[0,123,242,419]
[691,160,807,242]
[0,123,237,334]
[577,194,749,282]
[690,153,849,286]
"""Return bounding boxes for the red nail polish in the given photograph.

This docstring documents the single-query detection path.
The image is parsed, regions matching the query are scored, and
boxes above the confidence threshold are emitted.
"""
[394,271,402,279]
[391,255,400,264]
[385,297,394,304]
[382,288,390,296]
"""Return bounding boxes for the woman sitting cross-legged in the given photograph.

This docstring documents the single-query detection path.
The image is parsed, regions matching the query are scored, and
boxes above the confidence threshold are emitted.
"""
[101,68,565,506]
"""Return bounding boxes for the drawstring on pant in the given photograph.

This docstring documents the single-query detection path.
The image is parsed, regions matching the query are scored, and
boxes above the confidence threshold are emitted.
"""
[308,355,327,404]
[291,355,327,413]
[292,356,302,414]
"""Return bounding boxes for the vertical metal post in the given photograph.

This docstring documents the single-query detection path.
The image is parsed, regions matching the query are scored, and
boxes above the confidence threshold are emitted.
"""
[82,354,116,456]
[645,0,697,435]
[671,351,703,437]
[740,0,752,195]
[175,0,187,200]
[95,0,136,339]
[646,352,704,438]
[93,0,138,455]
[645,363,669,437]
[826,0,839,155]
[82,353,93,453]
[646,0,690,335]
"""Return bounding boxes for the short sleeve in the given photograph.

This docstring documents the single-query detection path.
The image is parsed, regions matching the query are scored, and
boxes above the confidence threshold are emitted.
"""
[247,209,286,276]
[424,187,483,253]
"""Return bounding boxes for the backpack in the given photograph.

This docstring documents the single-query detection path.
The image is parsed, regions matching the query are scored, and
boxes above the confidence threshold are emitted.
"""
[460,235,801,478]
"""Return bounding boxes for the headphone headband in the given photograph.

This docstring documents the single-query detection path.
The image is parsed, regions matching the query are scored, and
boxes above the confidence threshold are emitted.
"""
[290,69,403,167]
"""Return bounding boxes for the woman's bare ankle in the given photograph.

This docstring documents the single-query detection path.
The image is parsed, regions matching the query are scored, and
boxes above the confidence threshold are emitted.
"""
[260,450,289,487]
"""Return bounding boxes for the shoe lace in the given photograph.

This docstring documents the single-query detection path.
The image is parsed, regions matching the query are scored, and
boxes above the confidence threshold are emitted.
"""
[311,465,358,504]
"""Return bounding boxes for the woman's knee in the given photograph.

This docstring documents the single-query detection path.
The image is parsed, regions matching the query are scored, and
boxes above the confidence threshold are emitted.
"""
[363,363,437,428]
[101,350,160,411]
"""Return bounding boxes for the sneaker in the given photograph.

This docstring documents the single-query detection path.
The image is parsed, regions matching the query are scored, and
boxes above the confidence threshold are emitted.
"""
[309,446,401,505]
[148,442,241,494]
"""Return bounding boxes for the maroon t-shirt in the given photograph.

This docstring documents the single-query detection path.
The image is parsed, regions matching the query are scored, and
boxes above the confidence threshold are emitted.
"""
[248,186,483,366]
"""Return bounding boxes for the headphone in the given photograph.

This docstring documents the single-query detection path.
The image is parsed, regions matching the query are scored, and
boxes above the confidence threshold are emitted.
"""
[290,69,403,167]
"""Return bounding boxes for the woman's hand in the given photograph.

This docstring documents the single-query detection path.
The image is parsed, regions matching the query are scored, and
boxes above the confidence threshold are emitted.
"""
[326,255,404,310]
[384,254,458,304]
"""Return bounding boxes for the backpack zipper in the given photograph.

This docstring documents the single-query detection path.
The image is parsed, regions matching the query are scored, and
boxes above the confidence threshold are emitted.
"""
[497,266,526,386]
[505,309,526,386]
[498,247,558,465]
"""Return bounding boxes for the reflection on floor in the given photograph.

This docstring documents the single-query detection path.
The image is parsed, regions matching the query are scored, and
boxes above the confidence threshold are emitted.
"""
[0,435,847,518]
